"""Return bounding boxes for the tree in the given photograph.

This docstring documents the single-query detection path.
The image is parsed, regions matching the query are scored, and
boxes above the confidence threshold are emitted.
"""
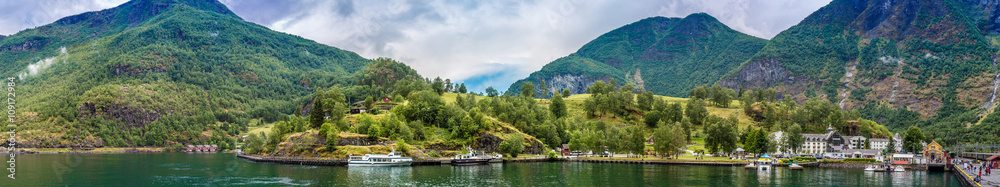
[637,91,655,111]
[588,81,608,95]
[549,93,568,119]
[320,123,334,137]
[309,88,326,128]
[904,126,925,153]
[521,82,536,98]
[664,102,684,123]
[326,128,339,151]
[563,89,571,97]
[458,83,467,94]
[782,124,804,154]
[752,128,770,156]
[539,80,548,99]
[686,99,708,126]
[711,85,733,108]
[689,85,709,99]
[445,78,453,92]
[245,133,265,154]
[364,96,374,110]
[500,134,525,158]
[705,115,738,156]
[432,77,445,95]
[644,111,662,128]
[321,86,348,121]
[654,122,686,159]
[628,126,645,157]
[486,86,499,97]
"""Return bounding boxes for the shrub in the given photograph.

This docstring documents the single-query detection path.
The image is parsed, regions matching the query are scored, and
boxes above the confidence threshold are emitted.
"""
[500,134,525,158]
[844,158,877,163]
[546,150,559,159]
[792,157,817,163]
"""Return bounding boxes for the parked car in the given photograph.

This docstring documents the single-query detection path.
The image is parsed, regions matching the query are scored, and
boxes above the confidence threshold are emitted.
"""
[598,151,610,157]
[570,151,582,156]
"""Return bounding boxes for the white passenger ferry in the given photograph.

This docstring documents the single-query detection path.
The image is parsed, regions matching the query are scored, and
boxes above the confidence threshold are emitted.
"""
[348,150,413,167]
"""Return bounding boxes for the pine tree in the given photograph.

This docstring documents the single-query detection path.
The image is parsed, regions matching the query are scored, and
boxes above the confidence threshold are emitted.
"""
[310,94,325,128]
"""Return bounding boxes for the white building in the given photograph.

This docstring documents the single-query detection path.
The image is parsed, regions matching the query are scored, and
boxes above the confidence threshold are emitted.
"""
[845,136,867,149]
[802,133,828,155]
[869,133,903,153]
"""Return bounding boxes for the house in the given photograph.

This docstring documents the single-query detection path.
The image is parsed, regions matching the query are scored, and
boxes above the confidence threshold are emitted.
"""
[843,149,881,159]
[794,126,848,155]
[561,144,571,156]
[870,138,891,151]
[186,145,196,152]
[845,136,867,149]
[349,107,367,114]
[381,96,392,103]
[923,140,944,160]
[646,135,654,144]
[195,145,205,152]
[210,145,219,152]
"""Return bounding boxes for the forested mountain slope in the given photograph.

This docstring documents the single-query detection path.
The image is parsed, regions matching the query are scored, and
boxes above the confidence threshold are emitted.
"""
[509,13,767,98]
[0,0,370,147]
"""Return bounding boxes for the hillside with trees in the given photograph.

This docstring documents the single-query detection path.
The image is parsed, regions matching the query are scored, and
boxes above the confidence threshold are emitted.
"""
[1,0,371,148]
[508,13,767,98]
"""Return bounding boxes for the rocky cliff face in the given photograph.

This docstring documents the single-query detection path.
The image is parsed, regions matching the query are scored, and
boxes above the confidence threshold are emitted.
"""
[719,59,793,89]
[542,74,604,95]
[474,132,544,154]
[720,0,999,118]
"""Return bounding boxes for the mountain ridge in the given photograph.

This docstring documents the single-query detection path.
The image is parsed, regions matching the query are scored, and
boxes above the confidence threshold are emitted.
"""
[509,13,767,98]
[1,0,372,148]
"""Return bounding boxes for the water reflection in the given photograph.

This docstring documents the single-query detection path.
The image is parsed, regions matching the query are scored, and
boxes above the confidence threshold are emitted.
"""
[7,153,963,186]
[347,166,413,185]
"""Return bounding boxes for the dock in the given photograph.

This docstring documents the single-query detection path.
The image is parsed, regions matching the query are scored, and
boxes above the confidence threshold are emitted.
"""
[953,156,1000,187]
[571,158,745,166]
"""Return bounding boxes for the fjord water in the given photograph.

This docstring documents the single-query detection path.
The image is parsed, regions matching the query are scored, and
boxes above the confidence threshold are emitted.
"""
[9,153,959,186]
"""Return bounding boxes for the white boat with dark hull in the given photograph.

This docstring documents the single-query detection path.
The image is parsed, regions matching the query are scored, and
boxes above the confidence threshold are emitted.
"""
[348,150,413,167]
[451,147,493,166]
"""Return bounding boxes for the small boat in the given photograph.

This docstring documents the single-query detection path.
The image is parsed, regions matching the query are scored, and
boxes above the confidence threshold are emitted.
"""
[893,165,905,172]
[451,147,492,166]
[758,154,773,171]
[789,163,804,170]
[864,164,877,171]
[348,148,413,167]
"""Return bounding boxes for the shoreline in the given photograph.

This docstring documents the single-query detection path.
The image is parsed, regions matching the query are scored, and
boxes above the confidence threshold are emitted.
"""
[3,147,171,154]
[235,154,945,171]
[237,154,562,166]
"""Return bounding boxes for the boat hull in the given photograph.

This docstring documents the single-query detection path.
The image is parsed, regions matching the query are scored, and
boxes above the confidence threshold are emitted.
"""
[451,158,491,166]
[348,160,413,167]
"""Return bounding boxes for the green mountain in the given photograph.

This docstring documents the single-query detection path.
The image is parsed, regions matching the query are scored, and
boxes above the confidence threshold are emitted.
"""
[721,0,998,117]
[0,0,373,147]
[718,0,1000,144]
[508,13,767,98]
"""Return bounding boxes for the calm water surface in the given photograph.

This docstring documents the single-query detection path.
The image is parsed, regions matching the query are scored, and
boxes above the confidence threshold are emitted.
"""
[7,153,960,186]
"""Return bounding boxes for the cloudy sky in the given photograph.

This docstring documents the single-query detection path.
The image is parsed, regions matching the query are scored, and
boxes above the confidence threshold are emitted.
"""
[0,0,830,92]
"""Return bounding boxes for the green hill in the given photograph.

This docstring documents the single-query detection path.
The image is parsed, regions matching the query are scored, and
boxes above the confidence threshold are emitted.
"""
[1,0,370,147]
[508,13,767,98]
